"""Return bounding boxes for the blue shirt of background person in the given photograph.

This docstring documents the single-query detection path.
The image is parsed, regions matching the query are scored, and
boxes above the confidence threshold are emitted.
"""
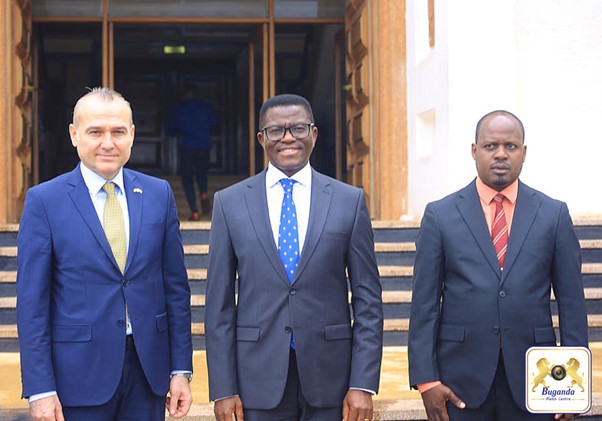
[166,89,218,151]
[165,85,219,220]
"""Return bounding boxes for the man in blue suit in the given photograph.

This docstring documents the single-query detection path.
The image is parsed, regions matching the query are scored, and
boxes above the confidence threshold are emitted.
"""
[205,94,383,421]
[17,87,193,420]
[408,110,588,420]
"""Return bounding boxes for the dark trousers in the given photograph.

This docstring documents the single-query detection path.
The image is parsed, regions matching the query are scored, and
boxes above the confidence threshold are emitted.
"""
[181,148,210,212]
[446,355,555,421]
[244,349,343,421]
[62,337,165,421]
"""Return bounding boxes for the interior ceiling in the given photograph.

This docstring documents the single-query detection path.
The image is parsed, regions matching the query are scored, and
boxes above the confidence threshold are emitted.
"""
[113,24,312,59]
[39,22,320,60]
[114,24,253,59]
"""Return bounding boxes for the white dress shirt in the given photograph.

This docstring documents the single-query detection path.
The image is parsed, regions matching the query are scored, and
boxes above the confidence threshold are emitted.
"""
[265,162,312,252]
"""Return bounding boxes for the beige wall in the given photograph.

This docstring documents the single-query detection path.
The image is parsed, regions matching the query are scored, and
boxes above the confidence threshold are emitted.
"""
[406,0,602,217]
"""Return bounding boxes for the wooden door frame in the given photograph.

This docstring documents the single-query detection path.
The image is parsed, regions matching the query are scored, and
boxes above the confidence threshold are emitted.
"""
[248,24,270,176]
[24,4,347,215]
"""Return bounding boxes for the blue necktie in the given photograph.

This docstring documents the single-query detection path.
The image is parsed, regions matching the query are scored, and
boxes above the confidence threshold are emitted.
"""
[278,179,300,283]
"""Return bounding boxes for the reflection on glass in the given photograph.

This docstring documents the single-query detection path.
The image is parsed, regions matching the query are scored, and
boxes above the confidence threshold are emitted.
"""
[33,0,102,17]
[274,0,344,19]
[35,23,103,180]
[109,0,268,18]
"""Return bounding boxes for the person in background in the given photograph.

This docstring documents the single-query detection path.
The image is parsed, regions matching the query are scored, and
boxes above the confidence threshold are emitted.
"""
[205,94,383,421]
[17,87,193,420]
[166,84,218,220]
[408,110,588,420]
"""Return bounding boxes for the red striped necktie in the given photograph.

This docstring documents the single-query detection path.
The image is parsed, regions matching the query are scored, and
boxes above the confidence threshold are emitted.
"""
[492,193,508,269]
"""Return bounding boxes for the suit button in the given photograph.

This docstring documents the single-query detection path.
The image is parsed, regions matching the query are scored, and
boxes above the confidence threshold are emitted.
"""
[493,326,500,334]
[117,319,125,327]
[284,326,292,333]
[289,288,297,295]
[499,290,506,298]
[122,278,129,287]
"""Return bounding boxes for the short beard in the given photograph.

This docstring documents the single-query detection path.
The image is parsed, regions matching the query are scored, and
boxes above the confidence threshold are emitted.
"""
[492,176,510,191]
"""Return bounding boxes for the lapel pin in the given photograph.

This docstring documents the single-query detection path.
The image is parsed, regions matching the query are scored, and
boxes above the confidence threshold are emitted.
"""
[133,188,143,194]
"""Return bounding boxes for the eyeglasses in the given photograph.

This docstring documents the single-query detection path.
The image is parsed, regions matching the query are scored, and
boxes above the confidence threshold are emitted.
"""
[261,123,314,142]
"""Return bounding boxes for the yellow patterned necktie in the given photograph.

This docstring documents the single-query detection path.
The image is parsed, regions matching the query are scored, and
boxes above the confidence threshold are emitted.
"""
[102,182,126,273]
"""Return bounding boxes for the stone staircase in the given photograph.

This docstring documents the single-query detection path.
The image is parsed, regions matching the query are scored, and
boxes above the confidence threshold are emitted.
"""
[169,174,245,222]
[3,219,602,351]
[0,220,421,351]
[2,218,602,419]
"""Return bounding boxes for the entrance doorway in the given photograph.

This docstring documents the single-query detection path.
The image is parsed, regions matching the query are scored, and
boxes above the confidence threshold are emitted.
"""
[34,21,345,185]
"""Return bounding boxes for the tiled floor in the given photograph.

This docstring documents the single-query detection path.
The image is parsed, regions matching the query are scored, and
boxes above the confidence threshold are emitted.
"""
[2,344,600,410]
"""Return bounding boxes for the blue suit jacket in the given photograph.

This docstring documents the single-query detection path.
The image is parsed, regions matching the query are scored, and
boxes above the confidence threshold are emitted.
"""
[205,169,383,409]
[16,165,192,406]
[408,179,588,409]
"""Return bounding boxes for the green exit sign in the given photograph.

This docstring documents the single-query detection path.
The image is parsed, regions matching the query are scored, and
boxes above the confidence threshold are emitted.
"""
[164,45,186,54]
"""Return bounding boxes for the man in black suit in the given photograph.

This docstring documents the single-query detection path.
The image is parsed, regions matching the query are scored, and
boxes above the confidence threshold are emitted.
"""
[408,110,588,420]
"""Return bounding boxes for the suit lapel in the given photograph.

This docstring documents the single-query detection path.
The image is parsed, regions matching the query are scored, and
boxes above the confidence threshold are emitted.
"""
[124,169,143,274]
[456,181,502,277]
[500,182,540,285]
[292,170,332,284]
[244,171,291,285]
[66,166,118,271]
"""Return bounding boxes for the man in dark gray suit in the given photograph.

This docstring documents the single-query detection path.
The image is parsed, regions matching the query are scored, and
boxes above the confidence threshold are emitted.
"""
[205,94,383,421]
[408,110,588,420]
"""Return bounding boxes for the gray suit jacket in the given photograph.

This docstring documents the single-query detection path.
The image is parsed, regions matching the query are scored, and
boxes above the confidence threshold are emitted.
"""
[205,169,383,409]
[408,179,588,410]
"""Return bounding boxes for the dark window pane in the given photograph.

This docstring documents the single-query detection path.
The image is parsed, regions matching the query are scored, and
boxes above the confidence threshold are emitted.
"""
[109,0,268,18]
[33,0,102,17]
[274,0,344,19]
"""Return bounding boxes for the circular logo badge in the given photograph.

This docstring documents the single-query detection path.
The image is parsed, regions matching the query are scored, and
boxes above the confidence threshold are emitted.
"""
[551,365,567,381]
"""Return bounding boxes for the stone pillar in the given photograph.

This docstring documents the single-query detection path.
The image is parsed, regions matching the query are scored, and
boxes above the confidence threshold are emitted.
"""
[0,0,32,224]
[0,0,9,224]
[371,0,408,219]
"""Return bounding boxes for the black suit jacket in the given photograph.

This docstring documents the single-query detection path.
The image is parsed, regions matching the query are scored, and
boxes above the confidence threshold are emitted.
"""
[408,179,588,409]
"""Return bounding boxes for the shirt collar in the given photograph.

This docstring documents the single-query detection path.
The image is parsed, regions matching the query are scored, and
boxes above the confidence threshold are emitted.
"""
[266,162,312,189]
[476,176,518,205]
[79,162,126,197]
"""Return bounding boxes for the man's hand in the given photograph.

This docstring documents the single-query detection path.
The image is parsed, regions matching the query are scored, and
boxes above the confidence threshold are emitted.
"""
[166,376,193,418]
[342,389,373,421]
[29,395,64,421]
[214,396,244,421]
[555,414,579,420]
[420,383,465,421]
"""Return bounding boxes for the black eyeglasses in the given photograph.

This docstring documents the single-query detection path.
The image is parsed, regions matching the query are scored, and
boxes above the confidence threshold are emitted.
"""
[261,123,314,142]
